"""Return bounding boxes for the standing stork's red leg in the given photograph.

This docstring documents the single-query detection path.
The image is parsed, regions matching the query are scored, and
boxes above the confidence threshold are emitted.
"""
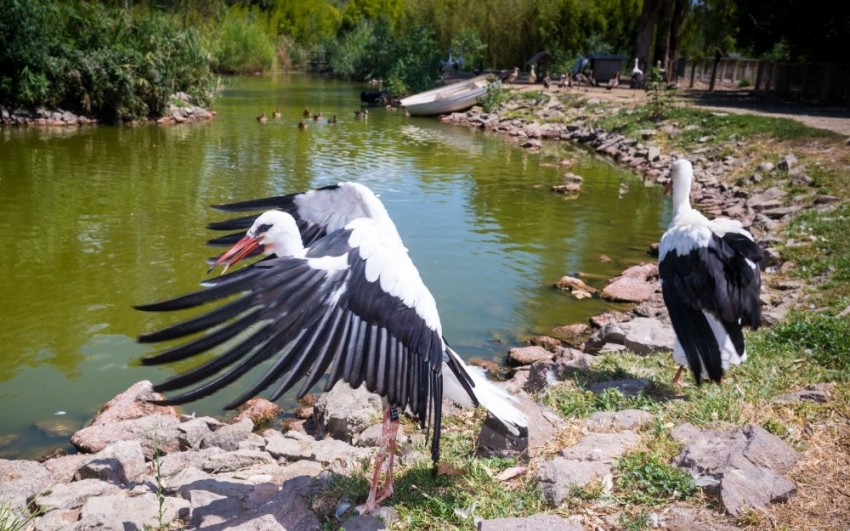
[357,404,400,514]
[672,366,686,387]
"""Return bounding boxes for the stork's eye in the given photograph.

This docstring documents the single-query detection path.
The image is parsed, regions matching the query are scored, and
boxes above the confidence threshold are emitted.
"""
[256,223,272,234]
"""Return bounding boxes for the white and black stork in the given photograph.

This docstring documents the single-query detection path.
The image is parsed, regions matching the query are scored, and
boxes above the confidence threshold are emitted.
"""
[135,183,528,514]
[658,160,763,386]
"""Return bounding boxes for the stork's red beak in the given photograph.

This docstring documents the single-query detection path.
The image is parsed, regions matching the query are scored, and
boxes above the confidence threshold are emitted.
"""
[663,180,673,195]
[209,235,261,274]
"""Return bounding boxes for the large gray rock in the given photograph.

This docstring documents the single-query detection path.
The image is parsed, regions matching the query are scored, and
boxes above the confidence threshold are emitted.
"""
[672,423,800,516]
[188,489,244,528]
[76,492,189,531]
[158,447,225,478]
[585,317,674,355]
[508,346,555,365]
[341,515,388,531]
[201,449,276,473]
[86,381,179,427]
[202,418,254,451]
[478,514,584,531]
[476,395,565,459]
[264,429,371,466]
[0,459,55,515]
[33,508,80,531]
[523,349,597,394]
[41,453,93,483]
[222,459,323,489]
[177,417,221,451]
[584,409,654,431]
[536,431,641,506]
[773,383,832,404]
[600,263,659,303]
[74,440,147,484]
[314,382,382,443]
[197,487,321,531]
[70,414,182,458]
[34,479,121,512]
[662,506,738,530]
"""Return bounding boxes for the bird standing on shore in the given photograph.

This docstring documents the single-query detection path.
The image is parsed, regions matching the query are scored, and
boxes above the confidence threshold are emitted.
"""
[658,160,763,386]
[135,183,528,515]
[502,67,519,84]
[528,64,537,84]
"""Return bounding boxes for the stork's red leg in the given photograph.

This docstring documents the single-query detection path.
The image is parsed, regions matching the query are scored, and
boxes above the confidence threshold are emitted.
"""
[357,404,397,514]
[374,407,400,504]
[672,366,685,387]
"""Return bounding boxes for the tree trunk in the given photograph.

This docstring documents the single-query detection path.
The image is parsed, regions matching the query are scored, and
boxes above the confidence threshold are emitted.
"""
[633,0,666,73]
[667,0,688,81]
[652,0,673,79]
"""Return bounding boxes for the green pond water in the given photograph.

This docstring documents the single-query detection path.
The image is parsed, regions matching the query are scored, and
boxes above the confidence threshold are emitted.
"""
[0,75,670,459]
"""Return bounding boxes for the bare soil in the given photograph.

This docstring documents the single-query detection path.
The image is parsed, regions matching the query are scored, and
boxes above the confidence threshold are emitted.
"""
[512,80,850,137]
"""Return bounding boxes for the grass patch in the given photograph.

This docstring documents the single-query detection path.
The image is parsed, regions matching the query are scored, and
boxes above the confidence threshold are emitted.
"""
[591,105,840,150]
[614,451,697,505]
[311,425,548,530]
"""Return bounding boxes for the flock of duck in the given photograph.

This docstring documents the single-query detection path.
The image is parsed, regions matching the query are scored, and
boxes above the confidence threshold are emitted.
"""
[256,103,407,129]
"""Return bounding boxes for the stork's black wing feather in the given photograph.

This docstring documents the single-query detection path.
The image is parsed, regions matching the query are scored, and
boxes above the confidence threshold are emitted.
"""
[137,222,447,461]
[659,231,762,384]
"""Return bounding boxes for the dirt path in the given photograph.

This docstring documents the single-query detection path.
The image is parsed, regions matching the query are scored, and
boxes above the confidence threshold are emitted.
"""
[516,82,850,137]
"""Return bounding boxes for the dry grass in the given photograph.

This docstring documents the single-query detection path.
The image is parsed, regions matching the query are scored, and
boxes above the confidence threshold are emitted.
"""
[752,415,850,530]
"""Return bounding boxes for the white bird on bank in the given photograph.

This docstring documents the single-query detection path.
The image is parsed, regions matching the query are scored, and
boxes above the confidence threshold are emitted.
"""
[136,183,527,515]
[658,160,763,386]
[631,58,643,78]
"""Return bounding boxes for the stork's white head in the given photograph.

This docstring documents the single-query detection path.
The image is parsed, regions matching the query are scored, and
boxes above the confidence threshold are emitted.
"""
[211,210,304,273]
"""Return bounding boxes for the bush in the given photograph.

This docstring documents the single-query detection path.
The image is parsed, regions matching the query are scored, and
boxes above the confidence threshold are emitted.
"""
[211,8,276,74]
[0,0,214,123]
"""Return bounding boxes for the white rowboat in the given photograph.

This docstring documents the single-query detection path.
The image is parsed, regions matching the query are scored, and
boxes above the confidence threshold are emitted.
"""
[400,75,491,116]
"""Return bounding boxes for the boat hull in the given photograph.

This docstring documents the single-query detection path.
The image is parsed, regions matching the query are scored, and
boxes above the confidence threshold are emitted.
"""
[400,75,491,116]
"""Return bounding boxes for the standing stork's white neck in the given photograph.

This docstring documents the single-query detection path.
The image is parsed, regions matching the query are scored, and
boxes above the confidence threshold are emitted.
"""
[666,159,695,220]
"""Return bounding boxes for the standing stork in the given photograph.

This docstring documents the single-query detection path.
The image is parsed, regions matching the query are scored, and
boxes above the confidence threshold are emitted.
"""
[658,160,763,386]
[135,183,528,514]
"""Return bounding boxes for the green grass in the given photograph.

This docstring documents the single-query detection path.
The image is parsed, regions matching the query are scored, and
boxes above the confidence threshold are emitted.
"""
[614,451,696,505]
[312,429,548,529]
[590,105,840,149]
[0,497,42,531]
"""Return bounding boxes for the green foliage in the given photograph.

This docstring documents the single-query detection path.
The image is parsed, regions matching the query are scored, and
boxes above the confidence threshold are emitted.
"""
[767,314,850,378]
[615,451,697,505]
[384,22,440,94]
[0,0,214,123]
[618,510,652,531]
[150,430,168,530]
[644,65,676,121]
[0,494,42,531]
[211,7,276,74]
[450,28,487,70]
[478,81,511,113]
[781,203,850,309]
[268,0,342,46]
[327,19,378,80]
[544,384,660,419]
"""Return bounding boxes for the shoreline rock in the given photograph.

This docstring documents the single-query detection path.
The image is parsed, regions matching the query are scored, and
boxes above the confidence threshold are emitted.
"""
[1,93,216,128]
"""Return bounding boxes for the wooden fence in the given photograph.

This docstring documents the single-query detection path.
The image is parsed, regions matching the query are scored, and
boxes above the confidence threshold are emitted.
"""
[676,58,850,104]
